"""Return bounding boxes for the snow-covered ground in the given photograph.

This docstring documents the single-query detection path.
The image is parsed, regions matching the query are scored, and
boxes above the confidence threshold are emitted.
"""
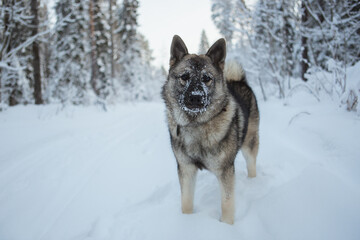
[1,99,360,240]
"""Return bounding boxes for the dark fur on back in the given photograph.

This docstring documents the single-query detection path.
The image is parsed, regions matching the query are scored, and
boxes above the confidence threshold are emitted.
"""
[227,79,258,146]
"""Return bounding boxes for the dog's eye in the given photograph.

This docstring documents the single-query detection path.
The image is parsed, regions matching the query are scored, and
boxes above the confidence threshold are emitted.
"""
[179,73,190,86]
[202,74,212,83]
[180,73,190,81]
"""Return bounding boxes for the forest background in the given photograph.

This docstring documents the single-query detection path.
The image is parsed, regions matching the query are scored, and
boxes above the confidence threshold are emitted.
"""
[0,0,359,112]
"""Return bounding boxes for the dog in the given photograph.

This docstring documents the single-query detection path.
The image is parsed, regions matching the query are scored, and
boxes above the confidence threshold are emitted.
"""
[162,35,259,224]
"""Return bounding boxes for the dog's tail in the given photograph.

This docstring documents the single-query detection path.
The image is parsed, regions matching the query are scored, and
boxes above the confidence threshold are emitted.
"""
[224,60,246,82]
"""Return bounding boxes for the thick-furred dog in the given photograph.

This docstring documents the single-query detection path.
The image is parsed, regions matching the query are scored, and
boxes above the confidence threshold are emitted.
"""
[162,35,259,224]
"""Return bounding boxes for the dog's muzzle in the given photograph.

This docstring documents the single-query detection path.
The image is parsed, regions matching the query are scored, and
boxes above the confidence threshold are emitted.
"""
[179,83,209,114]
[185,91,204,109]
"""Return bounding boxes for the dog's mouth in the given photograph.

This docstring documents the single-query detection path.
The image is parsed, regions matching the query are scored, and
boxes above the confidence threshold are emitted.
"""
[179,90,210,114]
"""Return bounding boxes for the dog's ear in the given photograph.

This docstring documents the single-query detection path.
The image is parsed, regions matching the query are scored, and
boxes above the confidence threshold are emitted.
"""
[170,35,188,67]
[206,38,226,70]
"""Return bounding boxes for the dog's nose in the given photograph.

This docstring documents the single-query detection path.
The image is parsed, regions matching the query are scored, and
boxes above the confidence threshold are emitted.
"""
[188,95,202,108]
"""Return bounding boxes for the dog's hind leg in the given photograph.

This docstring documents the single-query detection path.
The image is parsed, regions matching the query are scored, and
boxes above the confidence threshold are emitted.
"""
[217,164,235,224]
[241,132,259,178]
[178,163,198,214]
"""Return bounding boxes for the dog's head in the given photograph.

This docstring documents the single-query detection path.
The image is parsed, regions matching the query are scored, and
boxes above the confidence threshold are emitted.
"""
[163,35,228,125]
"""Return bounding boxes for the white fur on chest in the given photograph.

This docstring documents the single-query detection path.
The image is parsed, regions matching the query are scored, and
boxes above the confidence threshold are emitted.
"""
[168,97,237,169]
[181,99,236,155]
[180,126,229,171]
[181,123,222,149]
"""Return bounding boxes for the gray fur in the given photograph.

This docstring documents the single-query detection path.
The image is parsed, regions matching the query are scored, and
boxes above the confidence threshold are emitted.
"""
[162,35,259,224]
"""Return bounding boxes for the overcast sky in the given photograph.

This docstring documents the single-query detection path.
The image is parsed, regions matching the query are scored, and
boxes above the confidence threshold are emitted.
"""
[138,0,221,68]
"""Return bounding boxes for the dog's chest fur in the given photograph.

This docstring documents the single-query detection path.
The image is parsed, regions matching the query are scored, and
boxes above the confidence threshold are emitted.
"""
[169,98,239,170]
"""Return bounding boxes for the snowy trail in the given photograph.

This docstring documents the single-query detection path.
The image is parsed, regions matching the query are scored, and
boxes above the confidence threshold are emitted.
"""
[0,101,359,240]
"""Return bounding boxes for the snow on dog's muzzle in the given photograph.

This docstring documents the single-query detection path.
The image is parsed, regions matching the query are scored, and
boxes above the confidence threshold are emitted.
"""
[179,83,210,114]
[186,90,204,109]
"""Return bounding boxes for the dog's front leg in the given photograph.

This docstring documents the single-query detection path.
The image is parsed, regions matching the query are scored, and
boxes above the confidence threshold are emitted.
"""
[177,162,198,214]
[217,164,235,224]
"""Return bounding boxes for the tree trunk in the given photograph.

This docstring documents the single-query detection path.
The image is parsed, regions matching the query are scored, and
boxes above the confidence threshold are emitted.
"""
[109,0,115,79]
[31,0,43,104]
[258,76,267,101]
[89,0,99,96]
[301,0,309,82]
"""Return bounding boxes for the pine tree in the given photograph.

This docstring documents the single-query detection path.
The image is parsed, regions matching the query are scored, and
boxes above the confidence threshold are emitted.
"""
[89,0,111,100]
[53,0,90,104]
[198,30,210,54]
[115,0,161,101]
[116,0,140,98]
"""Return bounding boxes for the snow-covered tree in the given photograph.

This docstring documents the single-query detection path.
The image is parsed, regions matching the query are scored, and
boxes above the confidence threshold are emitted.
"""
[198,30,210,54]
[302,0,360,70]
[115,0,159,101]
[300,0,360,110]
[31,0,43,104]
[0,0,165,109]
[52,0,91,104]
[0,0,35,108]
[38,2,53,103]
[109,0,116,79]
[212,0,301,99]
[252,0,290,98]
[211,0,360,112]
[89,0,112,100]
[116,0,140,85]
[211,0,235,46]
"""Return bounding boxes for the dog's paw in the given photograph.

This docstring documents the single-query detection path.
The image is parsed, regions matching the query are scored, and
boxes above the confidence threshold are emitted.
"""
[182,209,193,214]
[248,169,256,178]
[182,207,193,214]
[220,216,234,225]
